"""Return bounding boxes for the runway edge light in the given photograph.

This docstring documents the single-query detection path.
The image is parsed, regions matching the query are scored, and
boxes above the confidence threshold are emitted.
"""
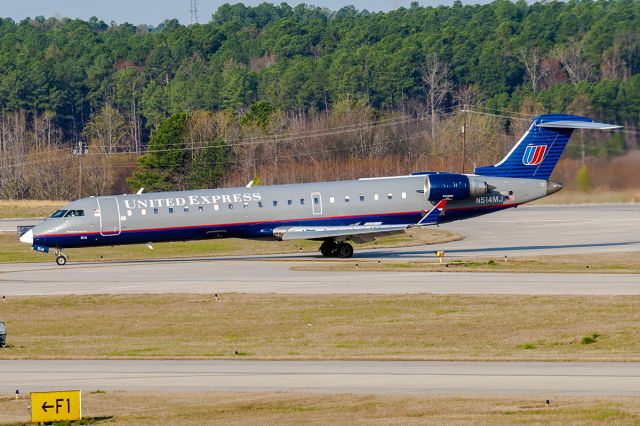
[30,390,81,423]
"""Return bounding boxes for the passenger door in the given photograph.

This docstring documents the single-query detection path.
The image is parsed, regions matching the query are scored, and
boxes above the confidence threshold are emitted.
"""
[97,197,121,236]
[311,192,322,215]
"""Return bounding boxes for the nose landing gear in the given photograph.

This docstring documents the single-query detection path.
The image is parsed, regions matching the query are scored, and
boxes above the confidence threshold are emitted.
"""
[54,249,68,266]
[319,240,354,258]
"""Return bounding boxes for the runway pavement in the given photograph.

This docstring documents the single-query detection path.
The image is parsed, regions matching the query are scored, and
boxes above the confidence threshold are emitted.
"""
[1,261,639,295]
[1,204,638,296]
[1,360,638,396]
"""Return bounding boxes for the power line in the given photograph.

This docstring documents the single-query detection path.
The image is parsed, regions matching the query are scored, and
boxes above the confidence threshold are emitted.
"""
[0,111,430,162]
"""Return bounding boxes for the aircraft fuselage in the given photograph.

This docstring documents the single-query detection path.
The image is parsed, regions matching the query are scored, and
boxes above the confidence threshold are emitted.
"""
[25,173,551,250]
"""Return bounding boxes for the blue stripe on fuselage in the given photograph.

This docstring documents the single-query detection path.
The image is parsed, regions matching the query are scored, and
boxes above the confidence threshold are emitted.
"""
[33,205,515,249]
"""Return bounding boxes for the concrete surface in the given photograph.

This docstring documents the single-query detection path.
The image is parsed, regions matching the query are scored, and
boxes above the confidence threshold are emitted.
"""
[1,360,638,396]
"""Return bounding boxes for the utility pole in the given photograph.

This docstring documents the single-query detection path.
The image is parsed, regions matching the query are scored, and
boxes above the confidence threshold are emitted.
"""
[189,0,198,25]
[461,109,467,174]
[74,141,88,198]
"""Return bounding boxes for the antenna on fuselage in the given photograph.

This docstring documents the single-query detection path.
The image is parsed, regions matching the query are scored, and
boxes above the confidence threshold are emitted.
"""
[245,180,254,188]
[136,188,144,195]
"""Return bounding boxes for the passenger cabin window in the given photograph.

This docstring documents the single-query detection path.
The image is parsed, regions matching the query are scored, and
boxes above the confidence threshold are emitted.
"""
[387,193,393,200]
[344,195,350,202]
[288,200,292,206]
[51,210,67,218]
[228,204,234,210]
[401,192,407,199]
[153,208,159,214]
[273,200,278,207]
[374,194,379,201]
[63,210,84,217]
[184,207,189,213]
[198,205,204,212]
[168,207,174,214]
[329,197,335,204]
[141,209,147,216]
[214,204,219,211]
[258,202,263,208]
[243,202,249,208]
[127,210,132,217]
[300,198,305,205]
[359,195,365,202]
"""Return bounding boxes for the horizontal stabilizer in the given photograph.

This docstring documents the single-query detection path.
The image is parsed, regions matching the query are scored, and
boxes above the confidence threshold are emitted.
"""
[537,121,622,130]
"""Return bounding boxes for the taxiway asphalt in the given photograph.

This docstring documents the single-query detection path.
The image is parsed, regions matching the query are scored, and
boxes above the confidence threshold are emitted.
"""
[1,360,638,396]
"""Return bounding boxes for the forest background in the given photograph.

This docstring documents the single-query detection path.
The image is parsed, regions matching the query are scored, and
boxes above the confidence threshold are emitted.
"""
[0,0,639,200]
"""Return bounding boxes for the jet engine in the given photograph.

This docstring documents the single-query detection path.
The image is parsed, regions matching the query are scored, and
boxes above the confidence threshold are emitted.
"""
[424,173,491,201]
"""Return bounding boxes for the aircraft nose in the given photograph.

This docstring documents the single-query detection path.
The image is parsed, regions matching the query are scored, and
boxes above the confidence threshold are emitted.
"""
[19,229,34,245]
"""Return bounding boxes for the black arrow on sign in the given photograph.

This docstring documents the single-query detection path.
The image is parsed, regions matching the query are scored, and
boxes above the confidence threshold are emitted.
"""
[42,401,54,412]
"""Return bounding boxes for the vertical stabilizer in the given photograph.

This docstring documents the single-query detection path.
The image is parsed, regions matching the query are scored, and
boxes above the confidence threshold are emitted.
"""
[474,114,620,180]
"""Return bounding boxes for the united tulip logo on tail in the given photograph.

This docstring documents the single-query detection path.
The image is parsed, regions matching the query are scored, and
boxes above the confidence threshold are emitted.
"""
[522,145,547,165]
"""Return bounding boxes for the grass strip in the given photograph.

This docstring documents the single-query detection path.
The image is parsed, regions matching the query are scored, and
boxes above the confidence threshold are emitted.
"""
[0,294,638,361]
[293,251,640,274]
[0,228,461,263]
[1,392,639,425]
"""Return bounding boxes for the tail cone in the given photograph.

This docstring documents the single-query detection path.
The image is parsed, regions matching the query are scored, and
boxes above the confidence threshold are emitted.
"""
[546,181,563,196]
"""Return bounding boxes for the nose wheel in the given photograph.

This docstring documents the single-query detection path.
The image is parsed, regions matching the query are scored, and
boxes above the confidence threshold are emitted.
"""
[54,249,68,266]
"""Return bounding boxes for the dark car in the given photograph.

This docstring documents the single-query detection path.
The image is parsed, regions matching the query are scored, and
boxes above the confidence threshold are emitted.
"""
[0,322,6,347]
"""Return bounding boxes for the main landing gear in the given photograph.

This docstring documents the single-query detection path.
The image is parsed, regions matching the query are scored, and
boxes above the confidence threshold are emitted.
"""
[320,240,354,258]
[54,249,68,266]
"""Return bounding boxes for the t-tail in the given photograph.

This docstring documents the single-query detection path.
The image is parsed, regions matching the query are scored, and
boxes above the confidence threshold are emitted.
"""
[474,114,621,179]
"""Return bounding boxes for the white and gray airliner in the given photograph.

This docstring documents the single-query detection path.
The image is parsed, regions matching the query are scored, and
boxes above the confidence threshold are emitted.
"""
[18,114,620,265]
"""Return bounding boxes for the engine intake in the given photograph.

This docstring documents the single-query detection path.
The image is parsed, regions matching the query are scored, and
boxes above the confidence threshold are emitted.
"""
[425,173,490,201]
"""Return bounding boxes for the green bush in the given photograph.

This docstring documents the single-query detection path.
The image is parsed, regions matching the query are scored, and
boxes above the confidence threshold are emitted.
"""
[575,165,592,192]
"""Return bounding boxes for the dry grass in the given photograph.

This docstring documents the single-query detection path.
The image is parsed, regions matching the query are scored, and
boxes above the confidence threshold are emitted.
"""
[0,200,66,219]
[0,228,462,263]
[531,190,640,205]
[1,392,640,425]
[293,251,640,274]
[0,294,638,361]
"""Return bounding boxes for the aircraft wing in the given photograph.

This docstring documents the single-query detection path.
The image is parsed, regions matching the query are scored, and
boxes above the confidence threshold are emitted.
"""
[273,223,411,243]
[273,200,447,244]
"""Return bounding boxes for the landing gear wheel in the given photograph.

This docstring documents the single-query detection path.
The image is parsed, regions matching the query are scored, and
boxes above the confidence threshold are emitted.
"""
[320,241,338,257]
[336,243,354,258]
[55,255,67,266]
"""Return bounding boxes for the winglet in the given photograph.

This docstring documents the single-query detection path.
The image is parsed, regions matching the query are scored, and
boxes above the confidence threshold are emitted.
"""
[417,199,447,226]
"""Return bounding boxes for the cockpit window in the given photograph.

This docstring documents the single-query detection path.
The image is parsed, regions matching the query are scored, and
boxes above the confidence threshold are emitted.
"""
[51,210,67,218]
[64,210,85,217]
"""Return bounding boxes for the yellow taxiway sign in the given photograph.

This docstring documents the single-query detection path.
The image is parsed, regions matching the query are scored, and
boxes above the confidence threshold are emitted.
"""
[31,390,81,423]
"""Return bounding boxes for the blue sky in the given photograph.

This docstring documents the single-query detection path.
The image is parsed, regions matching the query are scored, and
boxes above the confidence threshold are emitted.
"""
[3,0,491,26]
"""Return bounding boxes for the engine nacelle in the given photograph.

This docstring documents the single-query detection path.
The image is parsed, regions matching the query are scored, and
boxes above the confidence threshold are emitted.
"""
[425,173,490,201]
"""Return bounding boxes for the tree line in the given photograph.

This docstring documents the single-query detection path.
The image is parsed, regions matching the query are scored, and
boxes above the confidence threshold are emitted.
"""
[0,0,638,199]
